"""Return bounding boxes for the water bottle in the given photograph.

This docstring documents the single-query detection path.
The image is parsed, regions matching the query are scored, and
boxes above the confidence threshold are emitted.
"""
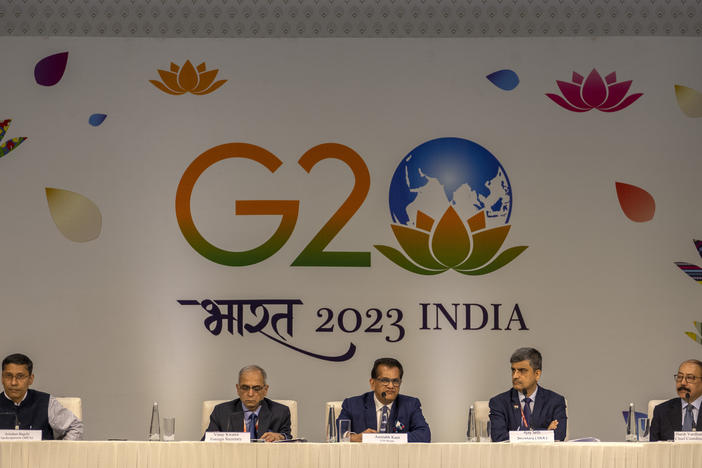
[148,402,161,441]
[326,406,337,442]
[625,403,636,442]
[466,405,477,442]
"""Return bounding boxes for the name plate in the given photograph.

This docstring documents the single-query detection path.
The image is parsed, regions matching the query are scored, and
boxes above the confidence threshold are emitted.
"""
[674,431,702,442]
[204,432,251,443]
[0,430,42,441]
[362,433,408,444]
[509,430,555,443]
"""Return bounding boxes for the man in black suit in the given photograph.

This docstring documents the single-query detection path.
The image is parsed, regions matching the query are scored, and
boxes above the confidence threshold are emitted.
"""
[489,347,567,441]
[203,365,291,441]
[650,359,702,441]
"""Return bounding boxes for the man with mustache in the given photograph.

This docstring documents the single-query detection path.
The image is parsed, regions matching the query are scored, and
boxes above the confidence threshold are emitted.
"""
[650,359,702,441]
[337,357,430,442]
[488,347,567,441]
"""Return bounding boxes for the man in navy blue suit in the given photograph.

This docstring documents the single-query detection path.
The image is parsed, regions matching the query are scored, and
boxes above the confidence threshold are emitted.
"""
[488,347,567,441]
[650,359,702,441]
[337,357,431,442]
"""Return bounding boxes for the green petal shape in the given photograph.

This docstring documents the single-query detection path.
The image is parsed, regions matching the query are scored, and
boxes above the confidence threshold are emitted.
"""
[391,224,446,270]
[686,332,702,345]
[456,225,511,270]
[374,245,447,275]
[431,206,470,267]
[46,188,102,242]
[675,85,702,118]
[455,245,527,276]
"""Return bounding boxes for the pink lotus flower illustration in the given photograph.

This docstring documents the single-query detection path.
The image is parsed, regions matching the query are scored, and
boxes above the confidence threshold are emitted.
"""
[546,69,643,112]
[374,207,527,275]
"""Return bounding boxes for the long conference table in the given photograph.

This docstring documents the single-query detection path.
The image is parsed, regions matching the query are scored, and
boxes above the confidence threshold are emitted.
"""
[1,441,701,468]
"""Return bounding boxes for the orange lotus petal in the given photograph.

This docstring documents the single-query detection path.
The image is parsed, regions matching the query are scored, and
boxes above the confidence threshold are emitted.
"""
[467,210,486,232]
[192,69,219,93]
[615,182,655,222]
[149,80,185,95]
[192,79,227,95]
[197,62,206,73]
[170,63,180,73]
[431,206,470,268]
[177,60,199,92]
[391,224,446,270]
[456,225,511,270]
[416,210,434,232]
[157,70,185,93]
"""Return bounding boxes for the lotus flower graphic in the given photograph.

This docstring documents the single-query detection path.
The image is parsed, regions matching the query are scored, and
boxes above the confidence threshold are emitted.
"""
[374,137,527,276]
[0,119,27,159]
[546,69,643,112]
[375,207,527,275]
[150,60,227,95]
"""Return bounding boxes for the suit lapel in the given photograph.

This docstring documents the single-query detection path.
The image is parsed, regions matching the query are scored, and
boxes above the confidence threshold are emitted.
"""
[229,400,245,432]
[531,386,543,427]
[510,389,522,430]
[257,399,271,435]
[670,399,683,432]
[388,398,399,432]
[364,393,377,431]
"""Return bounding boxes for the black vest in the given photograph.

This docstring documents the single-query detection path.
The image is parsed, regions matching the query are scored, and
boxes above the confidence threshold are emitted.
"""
[0,389,53,440]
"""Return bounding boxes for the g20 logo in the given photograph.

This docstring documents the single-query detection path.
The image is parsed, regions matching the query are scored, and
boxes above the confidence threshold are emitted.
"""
[175,138,527,274]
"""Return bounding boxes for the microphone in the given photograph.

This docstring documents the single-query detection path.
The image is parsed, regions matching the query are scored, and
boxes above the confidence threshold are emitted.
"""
[685,392,691,403]
[381,392,387,399]
[522,388,532,430]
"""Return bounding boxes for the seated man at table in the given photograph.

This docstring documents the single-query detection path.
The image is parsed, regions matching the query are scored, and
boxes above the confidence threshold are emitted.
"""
[650,359,702,441]
[337,357,431,442]
[203,364,291,442]
[0,353,83,440]
[488,347,566,442]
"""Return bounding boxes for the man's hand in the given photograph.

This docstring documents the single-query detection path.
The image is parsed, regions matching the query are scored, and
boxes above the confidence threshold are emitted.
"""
[260,432,286,442]
[350,428,377,442]
[547,420,559,431]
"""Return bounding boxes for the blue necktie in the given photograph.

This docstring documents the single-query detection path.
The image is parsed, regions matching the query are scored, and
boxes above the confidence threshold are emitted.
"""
[682,404,694,431]
[522,397,532,429]
[248,413,257,439]
[380,406,389,433]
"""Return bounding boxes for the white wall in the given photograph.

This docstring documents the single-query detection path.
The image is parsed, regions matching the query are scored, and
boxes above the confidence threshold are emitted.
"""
[1,36,701,442]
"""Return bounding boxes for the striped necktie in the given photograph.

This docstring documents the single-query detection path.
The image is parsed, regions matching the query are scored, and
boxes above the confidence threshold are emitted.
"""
[682,404,694,431]
[380,406,389,433]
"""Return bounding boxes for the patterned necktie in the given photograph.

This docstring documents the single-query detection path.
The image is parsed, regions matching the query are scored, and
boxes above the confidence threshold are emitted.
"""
[522,397,532,429]
[380,406,389,433]
[682,404,694,431]
[248,413,258,439]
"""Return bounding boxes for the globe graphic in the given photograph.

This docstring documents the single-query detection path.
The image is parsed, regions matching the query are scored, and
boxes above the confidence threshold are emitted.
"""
[389,137,512,228]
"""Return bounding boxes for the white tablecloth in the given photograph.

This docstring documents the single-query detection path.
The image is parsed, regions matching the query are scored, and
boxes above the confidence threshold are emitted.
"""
[0,441,700,468]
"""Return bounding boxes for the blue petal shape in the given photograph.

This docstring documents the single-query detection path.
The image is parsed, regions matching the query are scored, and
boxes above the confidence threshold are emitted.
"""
[486,69,520,91]
[89,113,107,127]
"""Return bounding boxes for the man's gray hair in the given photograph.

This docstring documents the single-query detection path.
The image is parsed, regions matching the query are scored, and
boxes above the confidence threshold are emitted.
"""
[510,347,542,371]
[239,364,267,383]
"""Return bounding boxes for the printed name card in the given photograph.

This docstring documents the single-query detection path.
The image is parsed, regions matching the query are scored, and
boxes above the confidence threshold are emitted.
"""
[674,431,702,442]
[362,433,408,444]
[0,430,42,441]
[204,432,251,443]
[509,430,555,443]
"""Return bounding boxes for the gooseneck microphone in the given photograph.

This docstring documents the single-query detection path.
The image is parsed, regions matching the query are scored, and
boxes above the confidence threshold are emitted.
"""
[381,392,387,399]
[685,392,691,403]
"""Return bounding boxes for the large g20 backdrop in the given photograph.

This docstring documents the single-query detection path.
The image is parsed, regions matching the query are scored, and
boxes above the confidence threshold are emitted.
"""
[1,36,701,442]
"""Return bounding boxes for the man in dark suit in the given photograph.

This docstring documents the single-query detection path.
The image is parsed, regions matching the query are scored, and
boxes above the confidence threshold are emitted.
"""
[203,365,291,441]
[489,347,567,442]
[337,357,430,442]
[650,359,702,441]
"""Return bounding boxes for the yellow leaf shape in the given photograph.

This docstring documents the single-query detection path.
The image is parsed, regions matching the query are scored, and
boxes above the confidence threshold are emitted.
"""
[391,224,446,270]
[45,188,102,242]
[431,206,470,267]
[456,225,511,270]
[675,85,702,118]
[177,60,199,92]
[191,69,219,93]
[157,70,185,94]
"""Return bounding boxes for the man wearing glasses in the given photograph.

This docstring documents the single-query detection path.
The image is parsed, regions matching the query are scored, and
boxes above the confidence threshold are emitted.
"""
[650,359,702,441]
[337,357,431,442]
[0,353,83,439]
[203,364,291,441]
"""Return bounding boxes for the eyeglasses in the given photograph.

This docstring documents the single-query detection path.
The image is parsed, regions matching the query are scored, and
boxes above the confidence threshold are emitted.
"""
[239,385,265,393]
[1,373,29,382]
[674,374,702,383]
[376,378,402,387]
